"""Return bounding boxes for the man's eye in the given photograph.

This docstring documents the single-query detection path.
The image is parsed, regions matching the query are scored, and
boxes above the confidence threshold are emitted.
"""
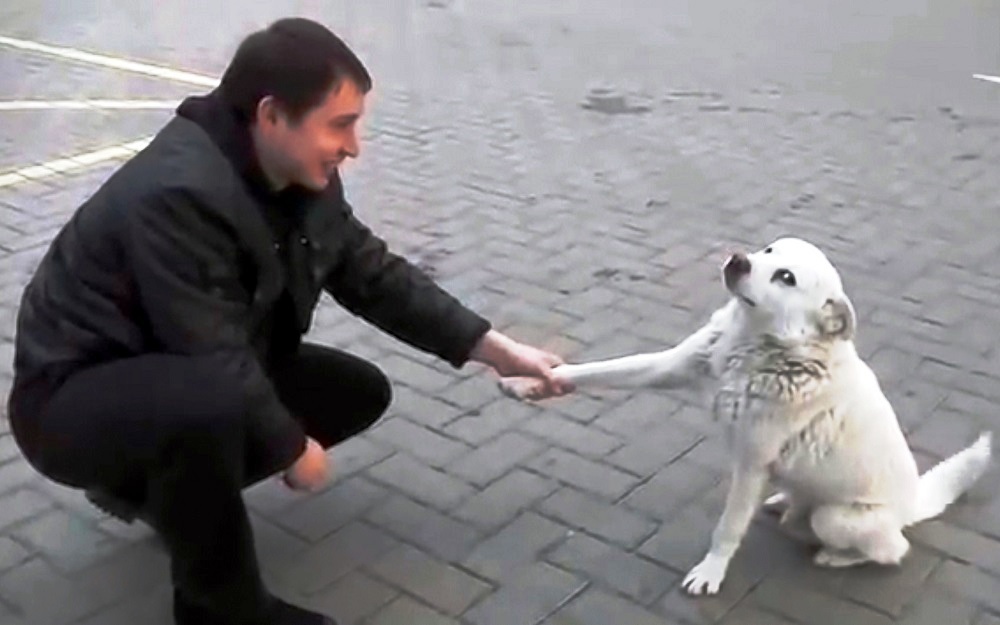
[772,269,796,286]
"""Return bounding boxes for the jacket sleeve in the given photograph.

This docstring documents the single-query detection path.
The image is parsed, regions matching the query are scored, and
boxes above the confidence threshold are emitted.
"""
[323,202,492,368]
[125,188,307,466]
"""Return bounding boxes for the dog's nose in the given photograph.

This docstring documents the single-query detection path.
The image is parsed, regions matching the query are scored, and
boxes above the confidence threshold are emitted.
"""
[725,252,751,276]
[723,252,751,283]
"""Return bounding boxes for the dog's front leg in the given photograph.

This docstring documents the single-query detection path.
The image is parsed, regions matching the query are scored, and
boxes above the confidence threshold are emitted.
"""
[498,320,722,399]
[683,464,768,595]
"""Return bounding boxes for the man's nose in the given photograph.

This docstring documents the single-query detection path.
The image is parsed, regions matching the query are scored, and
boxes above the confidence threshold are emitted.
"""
[343,130,360,158]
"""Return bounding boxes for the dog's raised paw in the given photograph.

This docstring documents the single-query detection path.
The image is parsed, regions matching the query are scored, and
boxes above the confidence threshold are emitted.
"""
[497,377,544,401]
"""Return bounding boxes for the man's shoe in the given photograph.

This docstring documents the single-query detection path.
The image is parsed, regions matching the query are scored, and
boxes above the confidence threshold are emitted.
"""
[174,590,338,625]
[269,597,338,625]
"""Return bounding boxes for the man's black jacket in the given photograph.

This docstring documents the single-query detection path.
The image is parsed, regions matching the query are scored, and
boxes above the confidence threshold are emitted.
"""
[11,90,491,463]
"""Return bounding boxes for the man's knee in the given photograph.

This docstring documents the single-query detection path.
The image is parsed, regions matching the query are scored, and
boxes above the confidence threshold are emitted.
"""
[360,361,392,427]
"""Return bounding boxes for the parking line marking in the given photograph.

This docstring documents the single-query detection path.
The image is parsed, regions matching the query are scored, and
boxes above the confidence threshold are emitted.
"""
[0,99,181,111]
[0,34,219,87]
[0,136,154,188]
[973,73,1000,85]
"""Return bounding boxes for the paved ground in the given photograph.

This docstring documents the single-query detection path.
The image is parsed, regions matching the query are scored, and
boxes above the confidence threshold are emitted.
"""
[1,1,1000,623]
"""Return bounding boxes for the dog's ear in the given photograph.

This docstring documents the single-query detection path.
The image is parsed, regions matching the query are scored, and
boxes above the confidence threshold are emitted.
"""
[819,295,855,340]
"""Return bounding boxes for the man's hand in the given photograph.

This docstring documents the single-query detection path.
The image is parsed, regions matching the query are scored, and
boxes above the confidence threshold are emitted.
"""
[470,329,574,399]
[283,437,329,492]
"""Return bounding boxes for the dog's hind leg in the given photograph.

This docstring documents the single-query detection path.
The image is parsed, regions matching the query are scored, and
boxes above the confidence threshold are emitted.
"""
[810,504,909,568]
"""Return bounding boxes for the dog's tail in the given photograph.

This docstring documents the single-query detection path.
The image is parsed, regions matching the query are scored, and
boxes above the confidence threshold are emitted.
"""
[907,431,992,525]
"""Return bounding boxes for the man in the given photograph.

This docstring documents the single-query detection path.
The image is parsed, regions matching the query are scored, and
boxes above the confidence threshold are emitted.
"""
[6,17,570,625]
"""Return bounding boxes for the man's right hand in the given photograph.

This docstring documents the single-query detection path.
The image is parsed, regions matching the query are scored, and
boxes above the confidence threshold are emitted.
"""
[282,437,329,492]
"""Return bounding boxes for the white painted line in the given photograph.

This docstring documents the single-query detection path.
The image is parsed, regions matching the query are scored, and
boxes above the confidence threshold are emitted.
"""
[0,35,219,87]
[0,99,181,111]
[17,165,57,180]
[0,173,27,188]
[0,135,155,189]
[121,137,153,152]
[70,145,134,165]
[973,74,1000,85]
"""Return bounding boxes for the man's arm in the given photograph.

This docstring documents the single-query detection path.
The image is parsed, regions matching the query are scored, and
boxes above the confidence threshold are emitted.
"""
[126,188,307,466]
[324,202,491,367]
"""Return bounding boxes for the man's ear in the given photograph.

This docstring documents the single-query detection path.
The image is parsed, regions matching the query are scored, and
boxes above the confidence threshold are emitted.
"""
[819,295,856,340]
[255,95,283,128]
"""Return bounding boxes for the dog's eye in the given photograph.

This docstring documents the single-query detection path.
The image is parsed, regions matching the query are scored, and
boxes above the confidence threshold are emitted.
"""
[763,247,773,254]
[772,269,796,286]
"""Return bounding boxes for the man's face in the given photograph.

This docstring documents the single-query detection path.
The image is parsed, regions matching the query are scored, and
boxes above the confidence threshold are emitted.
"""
[255,79,365,191]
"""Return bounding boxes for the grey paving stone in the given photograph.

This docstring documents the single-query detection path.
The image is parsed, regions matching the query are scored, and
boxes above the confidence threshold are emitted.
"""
[282,521,400,595]
[0,489,52,532]
[247,512,312,578]
[444,431,546,487]
[463,512,571,583]
[0,537,30,575]
[384,385,466,429]
[367,595,460,625]
[622,458,723,520]
[367,543,492,616]
[308,571,399,625]
[443,399,538,446]
[926,560,1000,614]
[517,412,624,458]
[74,584,174,625]
[11,509,125,574]
[0,461,39,497]
[0,435,18,465]
[895,588,978,625]
[0,557,108,625]
[366,454,475,511]
[605,423,705,478]
[590,393,685,440]
[747,576,896,625]
[72,541,171,612]
[547,532,679,605]
[909,520,1000,576]
[977,612,1000,625]
[463,562,586,625]
[717,604,801,625]
[274,476,391,542]
[453,469,559,531]
[526,448,640,500]
[366,416,472,468]
[365,494,484,563]
[837,546,942,617]
[537,487,657,549]
[379,353,460,394]
[547,587,679,625]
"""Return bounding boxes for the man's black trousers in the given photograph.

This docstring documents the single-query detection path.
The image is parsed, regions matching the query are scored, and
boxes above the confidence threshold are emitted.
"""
[8,343,391,623]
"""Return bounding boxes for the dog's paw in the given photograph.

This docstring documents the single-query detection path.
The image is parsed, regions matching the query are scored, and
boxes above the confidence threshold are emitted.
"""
[682,553,729,596]
[497,376,546,401]
[814,548,867,568]
[763,492,789,515]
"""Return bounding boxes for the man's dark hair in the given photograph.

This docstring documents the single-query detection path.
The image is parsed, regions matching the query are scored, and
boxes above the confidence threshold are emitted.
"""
[219,17,372,124]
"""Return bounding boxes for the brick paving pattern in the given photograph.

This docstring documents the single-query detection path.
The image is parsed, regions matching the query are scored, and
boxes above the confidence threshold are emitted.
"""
[1,1,999,623]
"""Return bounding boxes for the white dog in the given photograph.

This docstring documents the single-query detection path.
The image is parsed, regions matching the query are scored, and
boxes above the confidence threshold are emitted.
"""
[499,237,992,595]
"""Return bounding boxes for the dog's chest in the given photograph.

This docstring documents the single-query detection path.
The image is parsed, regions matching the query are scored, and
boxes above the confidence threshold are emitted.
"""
[712,339,838,461]
[768,407,844,475]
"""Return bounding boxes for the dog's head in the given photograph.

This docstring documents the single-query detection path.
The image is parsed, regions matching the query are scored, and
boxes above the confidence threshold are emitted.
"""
[721,237,855,342]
